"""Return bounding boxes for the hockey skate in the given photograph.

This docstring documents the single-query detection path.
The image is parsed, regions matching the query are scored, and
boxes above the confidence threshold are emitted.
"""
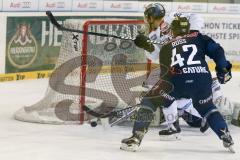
[159,120,181,141]
[220,129,235,153]
[120,131,145,152]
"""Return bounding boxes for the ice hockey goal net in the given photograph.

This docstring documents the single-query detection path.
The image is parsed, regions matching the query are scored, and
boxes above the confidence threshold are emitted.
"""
[14,19,152,124]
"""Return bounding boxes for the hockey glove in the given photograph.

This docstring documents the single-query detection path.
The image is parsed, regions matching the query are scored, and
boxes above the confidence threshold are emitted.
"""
[134,34,155,52]
[215,61,232,84]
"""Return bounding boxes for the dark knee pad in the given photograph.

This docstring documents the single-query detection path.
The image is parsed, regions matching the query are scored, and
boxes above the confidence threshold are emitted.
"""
[132,106,155,133]
[182,111,202,128]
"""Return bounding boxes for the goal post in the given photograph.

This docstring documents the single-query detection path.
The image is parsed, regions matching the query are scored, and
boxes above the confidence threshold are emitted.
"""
[80,19,148,124]
[14,18,153,125]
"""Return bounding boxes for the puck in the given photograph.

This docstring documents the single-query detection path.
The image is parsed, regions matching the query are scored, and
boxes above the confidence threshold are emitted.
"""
[90,121,97,127]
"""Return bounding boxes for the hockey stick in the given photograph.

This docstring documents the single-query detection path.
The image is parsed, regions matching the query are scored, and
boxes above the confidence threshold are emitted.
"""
[46,11,126,40]
[46,11,165,45]
[109,105,139,127]
[83,104,139,127]
[82,75,164,127]
[82,105,137,119]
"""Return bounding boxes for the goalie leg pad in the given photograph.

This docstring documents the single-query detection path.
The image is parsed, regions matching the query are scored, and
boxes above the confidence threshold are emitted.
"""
[214,96,233,124]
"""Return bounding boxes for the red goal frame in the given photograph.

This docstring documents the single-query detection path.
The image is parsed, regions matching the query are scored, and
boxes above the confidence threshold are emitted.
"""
[80,19,151,124]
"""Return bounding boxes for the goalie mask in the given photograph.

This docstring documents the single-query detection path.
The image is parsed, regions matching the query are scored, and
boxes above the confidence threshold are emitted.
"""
[171,16,190,37]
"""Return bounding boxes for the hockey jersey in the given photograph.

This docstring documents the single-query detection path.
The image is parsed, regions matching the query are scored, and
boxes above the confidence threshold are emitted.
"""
[144,12,204,63]
[159,31,228,90]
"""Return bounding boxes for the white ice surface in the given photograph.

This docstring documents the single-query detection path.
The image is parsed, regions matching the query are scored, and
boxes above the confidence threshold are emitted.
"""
[0,73,239,160]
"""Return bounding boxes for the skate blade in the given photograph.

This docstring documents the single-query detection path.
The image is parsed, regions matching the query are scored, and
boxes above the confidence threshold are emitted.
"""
[227,146,236,153]
[120,143,139,152]
[159,134,181,141]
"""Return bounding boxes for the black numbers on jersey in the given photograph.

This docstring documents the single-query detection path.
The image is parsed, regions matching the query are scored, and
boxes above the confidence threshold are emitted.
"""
[171,44,201,67]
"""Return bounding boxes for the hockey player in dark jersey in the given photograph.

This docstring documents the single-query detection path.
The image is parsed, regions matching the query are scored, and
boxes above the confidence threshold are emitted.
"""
[120,16,234,152]
[136,3,212,140]
[134,3,234,141]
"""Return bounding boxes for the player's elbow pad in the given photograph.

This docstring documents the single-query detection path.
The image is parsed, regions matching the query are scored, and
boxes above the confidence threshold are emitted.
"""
[207,43,227,68]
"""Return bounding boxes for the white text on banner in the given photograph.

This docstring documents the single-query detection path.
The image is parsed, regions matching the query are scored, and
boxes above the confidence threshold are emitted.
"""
[104,1,138,12]
[2,0,38,11]
[138,1,172,13]
[172,2,207,13]
[202,14,240,63]
[72,0,103,12]
[208,3,240,14]
[39,0,71,11]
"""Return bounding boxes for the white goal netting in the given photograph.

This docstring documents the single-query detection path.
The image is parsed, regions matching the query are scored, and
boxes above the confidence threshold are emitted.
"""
[14,19,152,124]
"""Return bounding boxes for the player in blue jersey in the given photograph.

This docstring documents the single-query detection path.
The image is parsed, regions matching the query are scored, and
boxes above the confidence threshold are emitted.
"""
[120,16,234,152]
[134,3,233,141]
[136,3,210,140]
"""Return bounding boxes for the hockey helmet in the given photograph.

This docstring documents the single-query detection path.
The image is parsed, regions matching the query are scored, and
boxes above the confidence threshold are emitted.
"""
[144,3,165,21]
[171,16,190,37]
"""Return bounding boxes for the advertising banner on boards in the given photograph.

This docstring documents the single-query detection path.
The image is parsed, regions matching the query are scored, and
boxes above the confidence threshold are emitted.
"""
[138,1,172,13]
[6,16,67,73]
[2,0,38,11]
[104,1,138,12]
[4,13,240,74]
[202,14,240,65]
[72,0,104,12]
[208,3,240,14]
[172,2,207,13]
[5,15,143,73]
[38,0,71,11]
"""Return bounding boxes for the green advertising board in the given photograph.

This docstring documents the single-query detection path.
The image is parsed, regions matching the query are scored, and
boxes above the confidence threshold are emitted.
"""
[6,16,70,73]
[6,16,141,73]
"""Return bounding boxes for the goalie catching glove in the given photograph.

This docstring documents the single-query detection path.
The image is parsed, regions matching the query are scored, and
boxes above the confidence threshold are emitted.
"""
[134,34,155,52]
[215,61,232,84]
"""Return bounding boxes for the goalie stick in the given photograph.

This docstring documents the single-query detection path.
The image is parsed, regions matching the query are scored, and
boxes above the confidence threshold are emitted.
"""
[46,11,165,45]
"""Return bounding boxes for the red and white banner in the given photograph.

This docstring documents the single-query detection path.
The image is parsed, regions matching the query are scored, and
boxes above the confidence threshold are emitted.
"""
[139,1,172,13]
[172,2,207,13]
[39,0,71,11]
[72,0,103,11]
[2,0,38,11]
[104,1,138,12]
[208,3,240,14]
